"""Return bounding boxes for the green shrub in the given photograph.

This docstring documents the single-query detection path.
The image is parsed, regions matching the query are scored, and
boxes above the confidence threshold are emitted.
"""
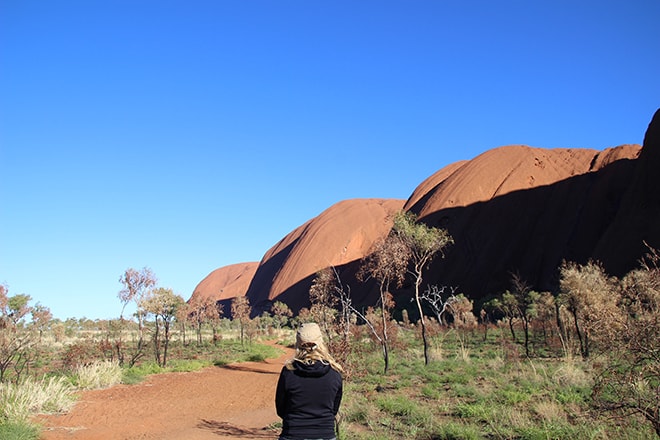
[122,361,163,384]
[0,421,40,440]
[166,359,210,372]
[432,421,482,440]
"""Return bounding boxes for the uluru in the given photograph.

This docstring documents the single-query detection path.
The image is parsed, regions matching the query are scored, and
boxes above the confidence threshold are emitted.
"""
[191,109,660,317]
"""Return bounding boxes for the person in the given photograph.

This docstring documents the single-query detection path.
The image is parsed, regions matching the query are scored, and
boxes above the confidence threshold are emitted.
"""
[275,322,344,440]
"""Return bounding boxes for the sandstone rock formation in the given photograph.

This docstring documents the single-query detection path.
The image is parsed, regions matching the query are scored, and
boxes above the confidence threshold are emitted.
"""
[191,109,660,317]
[402,144,641,308]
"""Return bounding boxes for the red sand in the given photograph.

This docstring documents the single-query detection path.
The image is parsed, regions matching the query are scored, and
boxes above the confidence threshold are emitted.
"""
[36,344,294,440]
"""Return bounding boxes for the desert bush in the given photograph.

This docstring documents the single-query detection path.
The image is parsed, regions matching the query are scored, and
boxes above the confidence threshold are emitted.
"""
[75,360,122,390]
[62,339,105,370]
[591,260,660,436]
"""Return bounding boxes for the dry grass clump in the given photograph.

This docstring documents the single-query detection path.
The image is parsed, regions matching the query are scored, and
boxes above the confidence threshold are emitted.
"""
[552,356,592,388]
[75,360,123,390]
[0,376,75,423]
[533,400,566,422]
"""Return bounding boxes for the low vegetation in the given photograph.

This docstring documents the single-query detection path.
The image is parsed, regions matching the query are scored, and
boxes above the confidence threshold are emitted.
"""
[338,327,655,439]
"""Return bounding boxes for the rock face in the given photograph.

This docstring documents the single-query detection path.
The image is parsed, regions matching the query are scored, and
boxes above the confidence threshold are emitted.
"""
[592,109,660,272]
[243,198,405,315]
[402,144,641,308]
[192,109,660,316]
[190,262,259,304]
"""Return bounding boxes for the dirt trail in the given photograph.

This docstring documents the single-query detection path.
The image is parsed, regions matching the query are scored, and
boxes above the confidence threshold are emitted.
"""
[37,344,294,440]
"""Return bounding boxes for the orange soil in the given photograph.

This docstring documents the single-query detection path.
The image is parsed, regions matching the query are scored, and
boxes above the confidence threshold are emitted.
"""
[36,344,294,440]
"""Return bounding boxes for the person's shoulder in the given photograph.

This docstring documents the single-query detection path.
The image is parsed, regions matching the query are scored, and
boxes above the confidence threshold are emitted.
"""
[329,367,343,380]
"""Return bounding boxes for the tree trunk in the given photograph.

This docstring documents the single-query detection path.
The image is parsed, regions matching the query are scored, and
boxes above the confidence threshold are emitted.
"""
[571,308,587,358]
[154,318,162,367]
[508,317,516,342]
[380,287,390,374]
[163,321,170,368]
[522,318,530,357]
[414,277,430,365]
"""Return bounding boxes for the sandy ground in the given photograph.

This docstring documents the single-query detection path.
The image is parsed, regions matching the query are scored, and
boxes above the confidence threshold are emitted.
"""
[36,344,294,440]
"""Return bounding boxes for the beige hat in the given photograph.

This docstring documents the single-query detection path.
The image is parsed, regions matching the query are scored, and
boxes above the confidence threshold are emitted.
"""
[296,322,325,349]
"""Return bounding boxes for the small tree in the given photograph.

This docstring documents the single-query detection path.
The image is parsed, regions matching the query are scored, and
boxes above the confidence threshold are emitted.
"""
[533,291,557,348]
[558,260,618,358]
[511,274,538,357]
[31,303,52,344]
[210,302,225,344]
[393,211,453,365]
[188,295,223,345]
[357,233,410,373]
[175,302,190,345]
[306,267,355,369]
[271,301,293,329]
[0,286,35,382]
[231,296,251,346]
[141,287,185,367]
[118,267,157,366]
[446,293,476,329]
[492,291,519,343]
[309,268,340,339]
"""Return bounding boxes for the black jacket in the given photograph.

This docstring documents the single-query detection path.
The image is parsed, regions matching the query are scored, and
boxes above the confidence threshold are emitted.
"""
[275,360,343,439]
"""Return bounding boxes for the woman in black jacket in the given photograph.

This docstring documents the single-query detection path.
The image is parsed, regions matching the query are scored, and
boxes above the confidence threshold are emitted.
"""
[275,323,344,440]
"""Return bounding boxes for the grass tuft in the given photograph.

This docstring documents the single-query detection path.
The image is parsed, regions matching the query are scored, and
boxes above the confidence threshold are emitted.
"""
[75,360,123,390]
[0,420,40,440]
[0,376,75,423]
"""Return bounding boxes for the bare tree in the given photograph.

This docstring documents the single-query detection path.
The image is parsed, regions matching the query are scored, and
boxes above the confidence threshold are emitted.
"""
[420,285,459,326]
[393,210,453,365]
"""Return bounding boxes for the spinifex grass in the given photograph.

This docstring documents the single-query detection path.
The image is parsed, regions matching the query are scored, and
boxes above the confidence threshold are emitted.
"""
[0,376,75,424]
[338,327,655,439]
[75,360,123,390]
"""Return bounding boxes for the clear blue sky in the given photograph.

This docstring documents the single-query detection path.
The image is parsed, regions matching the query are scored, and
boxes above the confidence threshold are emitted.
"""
[1,1,658,320]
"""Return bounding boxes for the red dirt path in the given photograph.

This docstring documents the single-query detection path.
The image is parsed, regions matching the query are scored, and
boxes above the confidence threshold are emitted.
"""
[36,344,294,440]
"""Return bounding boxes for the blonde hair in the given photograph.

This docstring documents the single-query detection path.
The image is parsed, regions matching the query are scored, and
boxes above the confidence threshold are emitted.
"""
[285,323,344,374]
